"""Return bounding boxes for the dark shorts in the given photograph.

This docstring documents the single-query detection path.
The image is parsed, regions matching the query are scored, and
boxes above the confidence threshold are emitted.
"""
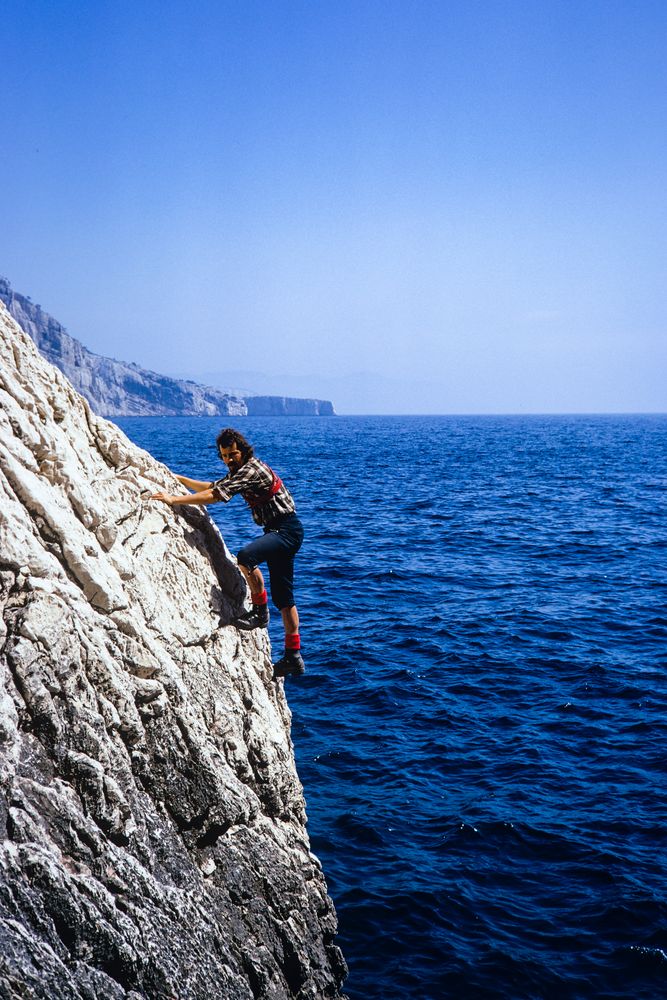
[236,514,304,611]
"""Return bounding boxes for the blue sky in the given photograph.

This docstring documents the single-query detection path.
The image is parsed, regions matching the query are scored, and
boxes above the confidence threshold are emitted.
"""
[2,0,666,413]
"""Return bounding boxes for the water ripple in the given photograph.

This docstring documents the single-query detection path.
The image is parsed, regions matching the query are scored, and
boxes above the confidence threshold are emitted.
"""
[118,413,667,1000]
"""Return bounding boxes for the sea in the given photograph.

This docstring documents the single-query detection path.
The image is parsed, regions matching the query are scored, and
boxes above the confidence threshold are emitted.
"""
[116,414,667,1000]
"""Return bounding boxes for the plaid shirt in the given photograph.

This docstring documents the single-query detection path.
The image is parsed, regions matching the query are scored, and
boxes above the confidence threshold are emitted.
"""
[211,457,296,527]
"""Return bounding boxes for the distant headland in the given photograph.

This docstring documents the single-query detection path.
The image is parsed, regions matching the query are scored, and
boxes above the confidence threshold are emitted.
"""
[0,277,335,418]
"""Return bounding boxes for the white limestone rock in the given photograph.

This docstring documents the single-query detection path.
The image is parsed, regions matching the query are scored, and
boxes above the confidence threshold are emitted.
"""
[0,301,347,999]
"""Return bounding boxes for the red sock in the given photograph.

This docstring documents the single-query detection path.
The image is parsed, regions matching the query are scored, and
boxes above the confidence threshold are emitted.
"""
[252,590,268,606]
[285,633,301,651]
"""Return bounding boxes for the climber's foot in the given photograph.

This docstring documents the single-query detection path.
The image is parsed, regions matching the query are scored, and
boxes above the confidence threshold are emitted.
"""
[272,650,306,679]
[233,605,270,630]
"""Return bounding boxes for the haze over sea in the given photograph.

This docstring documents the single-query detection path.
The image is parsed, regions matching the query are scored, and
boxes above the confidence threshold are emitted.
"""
[118,413,666,1000]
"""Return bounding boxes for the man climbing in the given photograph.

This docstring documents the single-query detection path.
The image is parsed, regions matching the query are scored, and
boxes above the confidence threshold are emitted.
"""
[149,428,305,679]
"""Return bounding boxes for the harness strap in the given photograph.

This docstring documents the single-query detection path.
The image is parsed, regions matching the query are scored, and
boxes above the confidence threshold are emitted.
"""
[244,468,283,510]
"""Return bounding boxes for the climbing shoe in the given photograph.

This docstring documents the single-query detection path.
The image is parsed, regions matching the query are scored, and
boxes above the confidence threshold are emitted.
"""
[272,650,306,679]
[233,605,270,630]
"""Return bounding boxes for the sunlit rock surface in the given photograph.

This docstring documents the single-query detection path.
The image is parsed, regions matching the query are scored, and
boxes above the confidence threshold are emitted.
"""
[0,300,347,999]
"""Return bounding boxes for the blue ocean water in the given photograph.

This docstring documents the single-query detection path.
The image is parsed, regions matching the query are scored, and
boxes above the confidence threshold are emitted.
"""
[116,414,667,1000]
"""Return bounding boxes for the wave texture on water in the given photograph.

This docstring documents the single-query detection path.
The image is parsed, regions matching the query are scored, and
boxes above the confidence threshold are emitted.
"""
[118,414,667,1000]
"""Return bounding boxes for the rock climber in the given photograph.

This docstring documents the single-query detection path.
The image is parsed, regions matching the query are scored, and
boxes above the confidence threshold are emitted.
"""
[149,427,305,679]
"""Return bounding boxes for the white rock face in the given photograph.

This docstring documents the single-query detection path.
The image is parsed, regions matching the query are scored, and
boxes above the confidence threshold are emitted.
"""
[0,302,347,999]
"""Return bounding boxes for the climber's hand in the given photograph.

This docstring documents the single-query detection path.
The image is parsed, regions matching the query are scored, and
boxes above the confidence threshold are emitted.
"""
[149,491,175,505]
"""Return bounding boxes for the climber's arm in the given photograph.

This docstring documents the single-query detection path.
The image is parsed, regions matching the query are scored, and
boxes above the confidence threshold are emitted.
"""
[149,488,216,506]
[174,474,213,491]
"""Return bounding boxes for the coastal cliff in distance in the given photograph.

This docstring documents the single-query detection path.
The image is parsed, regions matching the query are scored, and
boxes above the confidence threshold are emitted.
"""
[0,299,347,998]
[0,278,334,417]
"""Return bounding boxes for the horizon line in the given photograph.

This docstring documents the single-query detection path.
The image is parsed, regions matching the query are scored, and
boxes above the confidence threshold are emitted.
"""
[112,410,667,419]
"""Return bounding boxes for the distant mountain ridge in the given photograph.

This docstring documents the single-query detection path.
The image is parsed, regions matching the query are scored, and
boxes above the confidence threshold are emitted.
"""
[0,277,334,417]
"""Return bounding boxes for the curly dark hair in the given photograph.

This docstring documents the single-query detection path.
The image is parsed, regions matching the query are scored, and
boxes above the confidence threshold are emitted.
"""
[216,427,254,461]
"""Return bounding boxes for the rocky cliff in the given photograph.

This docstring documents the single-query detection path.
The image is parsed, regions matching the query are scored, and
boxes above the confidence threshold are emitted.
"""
[0,279,334,418]
[0,300,347,999]
[244,397,334,417]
